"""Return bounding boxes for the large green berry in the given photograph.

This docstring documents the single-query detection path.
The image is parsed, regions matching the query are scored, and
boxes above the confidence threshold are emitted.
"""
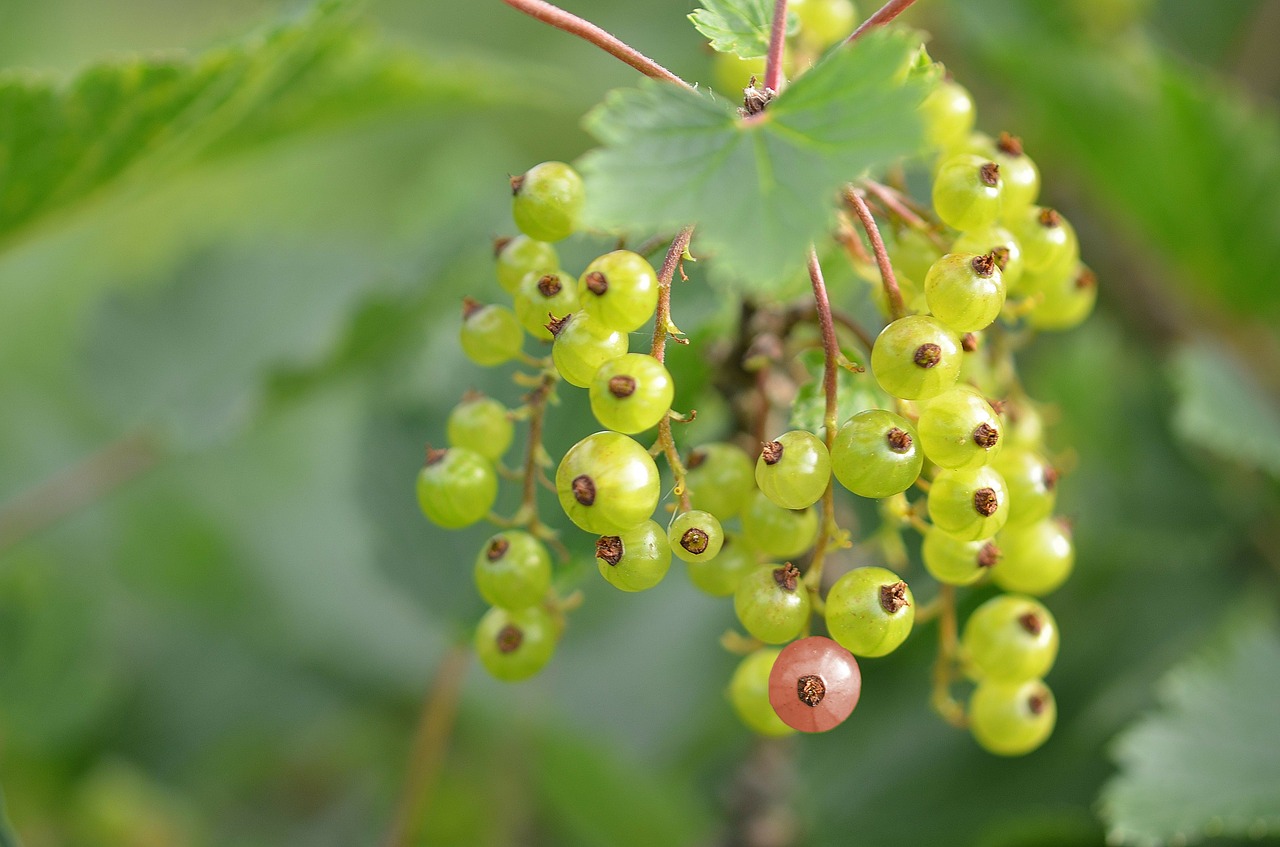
[741,490,819,559]
[460,299,523,367]
[993,518,1074,596]
[991,132,1040,215]
[685,443,756,518]
[668,510,725,564]
[511,161,584,243]
[792,0,857,47]
[578,251,659,333]
[728,649,795,737]
[549,312,628,389]
[917,386,1004,470]
[515,271,579,340]
[991,448,1058,527]
[870,315,963,400]
[416,447,497,529]
[589,353,674,434]
[920,79,976,151]
[495,235,559,294]
[933,154,1003,232]
[596,520,672,592]
[474,531,552,610]
[962,594,1059,682]
[475,605,558,682]
[922,531,1001,586]
[555,432,660,534]
[755,430,831,510]
[446,393,513,462]
[1029,264,1097,331]
[1009,206,1077,275]
[969,678,1056,756]
[825,567,914,657]
[734,563,811,644]
[924,252,1005,332]
[831,410,922,499]
[927,465,1009,541]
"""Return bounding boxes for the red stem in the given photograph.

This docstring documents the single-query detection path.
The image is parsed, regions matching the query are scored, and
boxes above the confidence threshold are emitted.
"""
[764,0,789,92]
[501,0,692,89]
[844,0,918,44]
[807,248,840,434]
[845,188,905,320]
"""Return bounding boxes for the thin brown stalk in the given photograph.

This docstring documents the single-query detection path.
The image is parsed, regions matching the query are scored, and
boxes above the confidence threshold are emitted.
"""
[845,187,905,320]
[802,248,840,594]
[501,0,692,88]
[764,0,789,92]
[652,227,696,513]
[844,0,918,44]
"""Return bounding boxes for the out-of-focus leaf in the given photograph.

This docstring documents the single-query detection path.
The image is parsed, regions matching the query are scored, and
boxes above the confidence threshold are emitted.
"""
[0,782,19,847]
[579,29,924,287]
[1169,340,1280,478]
[689,0,796,59]
[1099,616,1280,846]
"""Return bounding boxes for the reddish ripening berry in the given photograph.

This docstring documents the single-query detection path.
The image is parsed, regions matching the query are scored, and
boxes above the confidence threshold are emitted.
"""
[767,636,862,733]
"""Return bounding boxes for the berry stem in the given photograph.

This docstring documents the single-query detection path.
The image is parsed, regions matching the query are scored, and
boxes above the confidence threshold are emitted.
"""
[802,247,840,596]
[500,0,693,89]
[929,584,968,728]
[764,0,789,93]
[844,0,919,44]
[382,644,470,847]
[652,227,696,513]
[845,187,906,320]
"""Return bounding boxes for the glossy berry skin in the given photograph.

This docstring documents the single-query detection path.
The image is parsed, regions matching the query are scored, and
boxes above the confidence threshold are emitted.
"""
[460,303,523,367]
[1009,206,1077,275]
[495,235,559,293]
[416,448,498,529]
[917,386,1004,470]
[825,567,914,657]
[920,79,976,151]
[515,271,580,340]
[952,225,1024,290]
[962,594,1059,682]
[991,448,1057,527]
[933,154,1003,232]
[969,678,1056,756]
[668,510,724,564]
[511,161,584,243]
[741,491,820,559]
[734,564,812,644]
[792,0,857,47]
[767,636,862,733]
[991,134,1041,215]
[686,532,757,597]
[870,315,963,401]
[555,432,660,534]
[993,518,1074,596]
[928,465,1009,541]
[1029,264,1097,331]
[446,394,513,462]
[550,312,628,389]
[755,430,831,510]
[684,443,755,519]
[578,251,659,333]
[924,252,1005,332]
[589,353,674,434]
[474,531,552,610]
[922,531,1001,586]
[596,520,671,592]
[831,410,922,499]
[729,649,795,737]
[475,605,558,682]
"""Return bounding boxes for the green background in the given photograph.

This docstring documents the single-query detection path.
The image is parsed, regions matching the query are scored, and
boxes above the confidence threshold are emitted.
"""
[0,0,1278,844]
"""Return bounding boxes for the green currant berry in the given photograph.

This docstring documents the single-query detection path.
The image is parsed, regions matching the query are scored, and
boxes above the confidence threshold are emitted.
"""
[991,132,1040,215]
[952,225,1025,290]
[870,315,963,401]
[969,678,1056,756]
[920,79,976,151]
[792,0,857,48]
[742,490,819,559]
[578,251,659,333]
[1029,264,1097,331]
[511,161,584,243]
[728,648,795,737]
[446,393,513,462]
[933,154,1003,232]
[1008,206,1077,275]
[416,446,497,529]
[596,520,672,592]
[589,353,674,434]
[755,430,831,510]
[825,567,914,657]
[831,410,922,499]
[991,448,1058,528]
[555,431,660,534]
[993,518,1074,596]
[495,235,559,294]
[515,271,580,340]
[734,563,811,644]
[685,443,756,518]
[669,510,725,564]
[924,252,1006,333]
[686,532,757,597]
[475,605,557,682]
[927,465,1009,541]
[962,594,1059,682]
[474,531,552,609]
[460,299,523,367]
[549,312,628,389]
[917,386,1004,470]
[922,531,1001,586]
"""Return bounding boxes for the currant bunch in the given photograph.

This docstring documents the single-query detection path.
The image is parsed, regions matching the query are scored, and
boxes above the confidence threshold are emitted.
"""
[416,5,1094,758]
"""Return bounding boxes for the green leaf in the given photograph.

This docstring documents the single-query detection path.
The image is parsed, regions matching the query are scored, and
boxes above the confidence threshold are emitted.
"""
[1169,340,1280,478]
[689,0,796,59]
[788,347,884,433]
[580,28,925,288]
[1100,616,1280,846]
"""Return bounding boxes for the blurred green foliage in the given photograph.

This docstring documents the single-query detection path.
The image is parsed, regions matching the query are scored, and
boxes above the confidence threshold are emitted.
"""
[0,1,1277,845]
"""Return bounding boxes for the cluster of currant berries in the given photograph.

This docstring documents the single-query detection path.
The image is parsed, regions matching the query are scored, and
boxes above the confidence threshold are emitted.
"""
[416,11,1092,757]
